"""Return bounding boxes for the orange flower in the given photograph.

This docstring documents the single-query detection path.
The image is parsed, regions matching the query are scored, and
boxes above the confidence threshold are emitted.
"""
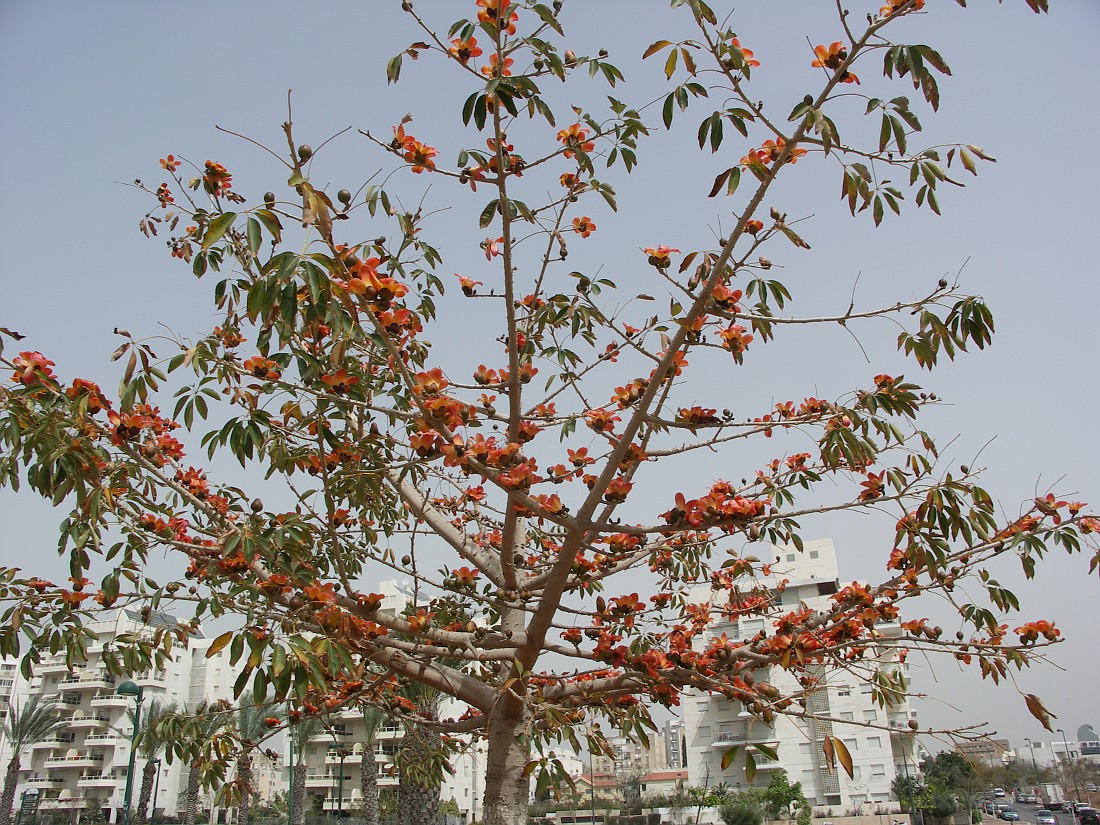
[456,274,483,296]
[729,38,760,68]
[745,219,764,235]
[741,136,806,168]
[476,0,518,35]
[243,356,281,381]
[572,216,596,238]
[202,160,233,196]
[449,37,483,64]
[319,370,359,395]
[481,53,513,78]
[402,139,438,173]
[811,42,859,84]
[880,0,924,17]
[160,155,181,172]
[643,245,680,270]
[481,236,503,260]
[12,351,56,386]
[557,123,595,159]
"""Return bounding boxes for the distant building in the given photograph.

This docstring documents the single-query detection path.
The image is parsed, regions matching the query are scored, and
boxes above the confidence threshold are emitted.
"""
[590,731,666,780]
[639,769,687,797]
[956,738,1012,768]
[7,610,235,823]
[684,539,919,811]
[664,720,686,771]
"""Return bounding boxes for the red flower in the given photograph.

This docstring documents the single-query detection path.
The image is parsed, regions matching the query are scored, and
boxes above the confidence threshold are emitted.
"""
[12,351,56,386]
[572,216,596,238]
[481,53,514,78]
[476,0,518,35]
[449,37,483,64]
[811,42,859,84]
[643,245,680,271]
[880,0,924,17]
[557,123,595,159]
[159,155,181,172]
[481,237,503,260]
[729,38,760,68]
[456,275,483,296]
[202,161,233,196]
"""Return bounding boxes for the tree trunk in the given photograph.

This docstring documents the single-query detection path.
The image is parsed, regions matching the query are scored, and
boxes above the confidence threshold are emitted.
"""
[360,747,378,825]
[481,708,530,825]
[184,762,201,825]
[398,726,442,825]
[0,756,20,825]
[237,751,253,825]
[136,760,157,825]
[291,762,306,825]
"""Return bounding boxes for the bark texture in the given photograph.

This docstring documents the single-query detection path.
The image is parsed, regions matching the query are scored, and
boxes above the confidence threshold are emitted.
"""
[398,726,442,825]
[183,762,200,825]
[291,762,306,825]
[0,757,20,825]
[360,747,378,825]
[481,709,530,825]
[135,760,157,825]
[237,752,253,825]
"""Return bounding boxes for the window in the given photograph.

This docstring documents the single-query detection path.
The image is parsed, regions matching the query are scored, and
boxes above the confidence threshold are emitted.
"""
[871,764,886,778]
[863,709,878,722]
[837,686,851,698]
[860,683,874,694]
[839,712,854,721]
[786,554,796,562]
[867,736,882,749]
[799,743,812,758]
[809,550,820,559]
[842,738,858,752]
[698,726,712,739]
[802,771,816,787]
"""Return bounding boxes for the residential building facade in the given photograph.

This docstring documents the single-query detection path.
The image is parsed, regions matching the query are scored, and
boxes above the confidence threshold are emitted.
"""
[683,539,920,811]
[8,609,235,823]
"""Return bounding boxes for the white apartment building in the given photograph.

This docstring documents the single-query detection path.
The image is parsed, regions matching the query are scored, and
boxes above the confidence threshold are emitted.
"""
[591,731,667,780]
[9,609,235,823]
[684,539,920,811]
[663,720,686,771]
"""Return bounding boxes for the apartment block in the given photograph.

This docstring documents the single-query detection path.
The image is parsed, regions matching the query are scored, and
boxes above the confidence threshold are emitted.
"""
[9,609,234,823]
[683,539,920,811]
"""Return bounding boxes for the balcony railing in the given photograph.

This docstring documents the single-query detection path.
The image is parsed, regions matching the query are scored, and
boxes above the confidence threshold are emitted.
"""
[68,714,109,728]
[45,753,104,766]
[26,776,66,785]
[84,733,123,744]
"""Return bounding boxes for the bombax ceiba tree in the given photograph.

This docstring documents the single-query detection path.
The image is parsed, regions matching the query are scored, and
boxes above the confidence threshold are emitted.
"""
[1,2,1095,825]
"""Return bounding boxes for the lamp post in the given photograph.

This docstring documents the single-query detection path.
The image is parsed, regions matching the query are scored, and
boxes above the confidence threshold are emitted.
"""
[150,758,162,825]
[1057,729,1082,803]
[117,680,145,825]
[1023,738,1038,775]
[288,732,295,825]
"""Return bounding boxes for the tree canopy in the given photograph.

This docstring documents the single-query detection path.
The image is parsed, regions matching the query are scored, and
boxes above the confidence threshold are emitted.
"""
[0,2,1096,825]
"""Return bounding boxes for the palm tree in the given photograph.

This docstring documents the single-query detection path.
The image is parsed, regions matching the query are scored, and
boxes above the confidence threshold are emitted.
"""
[1,696,67,825]
[130,700,178,825]
[234,692,280,825]
[359,708,388,825]
[181,703,226,825]
[288,716,323,825]
[397,684,446,825]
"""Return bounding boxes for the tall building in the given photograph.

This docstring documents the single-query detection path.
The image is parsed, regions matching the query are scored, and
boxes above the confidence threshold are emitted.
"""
[8,609,234,823]
[684,539,919,810]
[663,720,686,771]
[591,731,667,780]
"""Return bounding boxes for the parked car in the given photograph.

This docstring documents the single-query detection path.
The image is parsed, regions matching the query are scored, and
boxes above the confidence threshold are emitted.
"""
[1086,784,1098,793]
[997,789,1008,798]
[1000,808,1020,821]
[1077,808,1098,825]
[1065,803,1079,814]
[1035,809,1057,825]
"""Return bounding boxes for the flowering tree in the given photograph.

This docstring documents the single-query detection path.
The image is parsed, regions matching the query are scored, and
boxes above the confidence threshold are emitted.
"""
[0,2,1095,825]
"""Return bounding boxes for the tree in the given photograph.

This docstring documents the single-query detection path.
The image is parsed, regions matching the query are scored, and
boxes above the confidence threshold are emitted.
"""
[288,715,323,825]
[233,693,280,825]
[397,681,450,825]
[358,707,387,825]
[130,700,179,825]
[177,703,230,825]
[760,772,808,825]
[1,5,1097,825]
[719,798,762,825]
[0,697,66,825]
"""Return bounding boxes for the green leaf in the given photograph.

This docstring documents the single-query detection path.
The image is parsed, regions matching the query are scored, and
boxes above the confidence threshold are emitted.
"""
[664,48,678,80]
[745,750,757,782]
[202,212,236,251]
[532,3,563,35]
[246,218,262,256]
[479,199,500,229]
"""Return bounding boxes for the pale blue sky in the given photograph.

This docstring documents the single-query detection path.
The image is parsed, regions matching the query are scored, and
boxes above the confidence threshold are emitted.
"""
[1,1,1098,748]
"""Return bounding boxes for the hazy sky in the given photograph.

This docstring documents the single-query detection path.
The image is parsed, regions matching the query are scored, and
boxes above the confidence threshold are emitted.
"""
[1,0,1098,752]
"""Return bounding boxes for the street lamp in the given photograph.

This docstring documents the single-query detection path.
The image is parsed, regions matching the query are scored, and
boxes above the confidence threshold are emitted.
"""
[117,680,145,825]
[1023,738,1038,774]
[1057,730,1082,803]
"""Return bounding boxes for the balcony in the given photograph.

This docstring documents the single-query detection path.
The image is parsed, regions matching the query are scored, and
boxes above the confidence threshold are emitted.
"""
[58,673,116,691]
[39,658,73,675]
[68,714,109,729]
[133,673,167,688]
[90,693,130,708]
[84,733,124,746]
[78,773,120,788]
[33,735,76,750]
[26,776,66,786]
[321,798,358,811]
[45,753,104,769]
[712,728,779,748]
[304,774,351,788]
[41,796,93,810]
